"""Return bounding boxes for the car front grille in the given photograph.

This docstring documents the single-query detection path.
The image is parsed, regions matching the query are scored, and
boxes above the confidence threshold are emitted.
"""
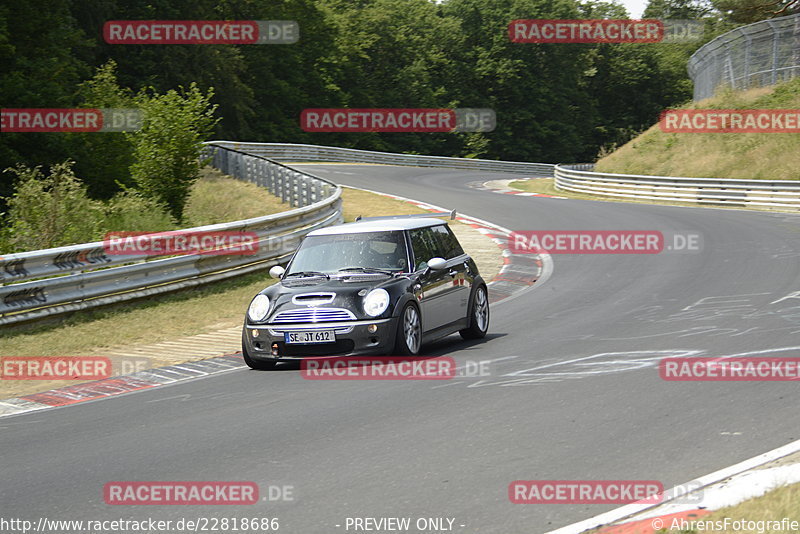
[271,307,356,324]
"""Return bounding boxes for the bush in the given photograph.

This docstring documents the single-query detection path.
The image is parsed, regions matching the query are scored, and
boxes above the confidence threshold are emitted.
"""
[129,83,219,222]
[103,190,176,233]
[1,162,183,253]
[3,161,104,252]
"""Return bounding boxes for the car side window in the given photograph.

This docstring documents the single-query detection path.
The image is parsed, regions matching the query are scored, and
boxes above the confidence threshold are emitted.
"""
[408,228,439,271]
[431,225,464,259]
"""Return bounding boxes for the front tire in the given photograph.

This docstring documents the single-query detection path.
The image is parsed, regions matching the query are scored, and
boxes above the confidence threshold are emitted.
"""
[394,303,422,355]
[460,285,489,340]
[242,328,278,370]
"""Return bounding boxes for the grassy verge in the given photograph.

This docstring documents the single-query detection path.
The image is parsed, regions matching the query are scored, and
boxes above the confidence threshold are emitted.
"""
[341,186,426,222]
[583,480,800,534]
[0,271,274,358]
[595,79,800,180]
[653,481,800,533]
[184,167,291,225]
[700,481,800,532]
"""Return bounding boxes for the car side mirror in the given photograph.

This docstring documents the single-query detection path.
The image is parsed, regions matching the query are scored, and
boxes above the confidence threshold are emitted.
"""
[427,257,447,271]
[269,265,286,279]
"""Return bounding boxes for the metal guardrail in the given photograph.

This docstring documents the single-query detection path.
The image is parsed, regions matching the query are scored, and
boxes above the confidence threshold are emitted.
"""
[555,164,800,208]
[231,142,800,209]
[688,14,800,101]
[0,145,343,326]
[207,141,556,176]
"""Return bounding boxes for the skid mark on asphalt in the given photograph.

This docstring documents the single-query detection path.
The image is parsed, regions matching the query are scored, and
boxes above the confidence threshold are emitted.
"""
[434,346,800,388]
[590,292,800,342]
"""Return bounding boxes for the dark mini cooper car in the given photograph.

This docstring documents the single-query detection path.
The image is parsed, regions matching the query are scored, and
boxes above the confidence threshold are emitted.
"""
[241,213,489,369]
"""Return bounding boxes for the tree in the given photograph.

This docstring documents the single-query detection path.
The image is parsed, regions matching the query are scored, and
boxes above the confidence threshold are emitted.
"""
[710,0,798,23]
[128,84,218,221]
[0,0,92,208]
[69,60,137,198]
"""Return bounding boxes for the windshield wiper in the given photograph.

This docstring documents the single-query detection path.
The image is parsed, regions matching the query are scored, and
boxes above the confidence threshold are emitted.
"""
[284,271,330,279]
[338,267,395,276]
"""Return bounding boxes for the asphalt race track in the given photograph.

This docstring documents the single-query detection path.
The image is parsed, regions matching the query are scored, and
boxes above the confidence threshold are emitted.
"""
[2,164,800,533]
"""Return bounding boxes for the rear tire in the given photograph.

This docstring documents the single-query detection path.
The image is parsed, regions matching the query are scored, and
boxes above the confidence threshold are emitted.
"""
[394,303,422,355]
[242,328,278,370]
[460,285,489,340]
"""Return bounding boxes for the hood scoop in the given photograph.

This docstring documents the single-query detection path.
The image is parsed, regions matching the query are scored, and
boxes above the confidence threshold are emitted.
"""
[292,293,336,306]
[336,273,388,283]
[281,277,326,287]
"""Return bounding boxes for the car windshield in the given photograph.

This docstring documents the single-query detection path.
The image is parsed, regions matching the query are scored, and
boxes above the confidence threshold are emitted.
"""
[286,231,409,275]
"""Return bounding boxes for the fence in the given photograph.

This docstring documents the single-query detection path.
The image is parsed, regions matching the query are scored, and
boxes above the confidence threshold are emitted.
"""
[207,141,556,176]
[0,145,342,326]
[688,13,800,101]
[555,164,800,208]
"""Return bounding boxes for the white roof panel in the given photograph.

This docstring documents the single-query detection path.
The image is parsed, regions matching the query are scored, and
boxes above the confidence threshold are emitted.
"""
[308,217,447,236]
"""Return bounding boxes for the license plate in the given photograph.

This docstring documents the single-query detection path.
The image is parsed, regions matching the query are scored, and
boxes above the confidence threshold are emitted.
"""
[284,330,336,344]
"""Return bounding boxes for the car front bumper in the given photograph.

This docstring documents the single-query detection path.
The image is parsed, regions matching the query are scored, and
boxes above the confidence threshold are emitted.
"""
[243,317,398,360]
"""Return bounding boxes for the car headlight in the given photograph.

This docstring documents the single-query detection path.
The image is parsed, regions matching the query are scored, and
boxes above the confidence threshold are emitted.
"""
[248,294,271,322]
[363,288,390,317]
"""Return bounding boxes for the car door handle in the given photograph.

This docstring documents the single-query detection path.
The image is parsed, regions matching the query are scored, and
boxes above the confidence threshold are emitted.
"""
[448,270,458,277]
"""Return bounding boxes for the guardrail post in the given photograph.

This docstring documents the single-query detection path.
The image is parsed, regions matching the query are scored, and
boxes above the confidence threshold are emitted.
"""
[280,169,289,204]
[292,172,300,207]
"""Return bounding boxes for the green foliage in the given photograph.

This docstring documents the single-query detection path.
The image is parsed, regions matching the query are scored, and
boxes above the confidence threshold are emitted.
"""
[69,60,138,198]
[1,0,746,223]
[103,190,176,233]
[595,78,800,179]
[643,0,712,19]
[709,0,798,23]
[3,161,104,251]
[1,161,179,253]
[128,84,219,222]
[0,0,93,205]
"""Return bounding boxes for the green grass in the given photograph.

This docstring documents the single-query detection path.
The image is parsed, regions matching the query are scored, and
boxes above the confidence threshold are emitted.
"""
[184,167,291,225]
[0,270,275,357]
[595,78,800,180]
[582,480,800,534]
[653,482,800,534]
